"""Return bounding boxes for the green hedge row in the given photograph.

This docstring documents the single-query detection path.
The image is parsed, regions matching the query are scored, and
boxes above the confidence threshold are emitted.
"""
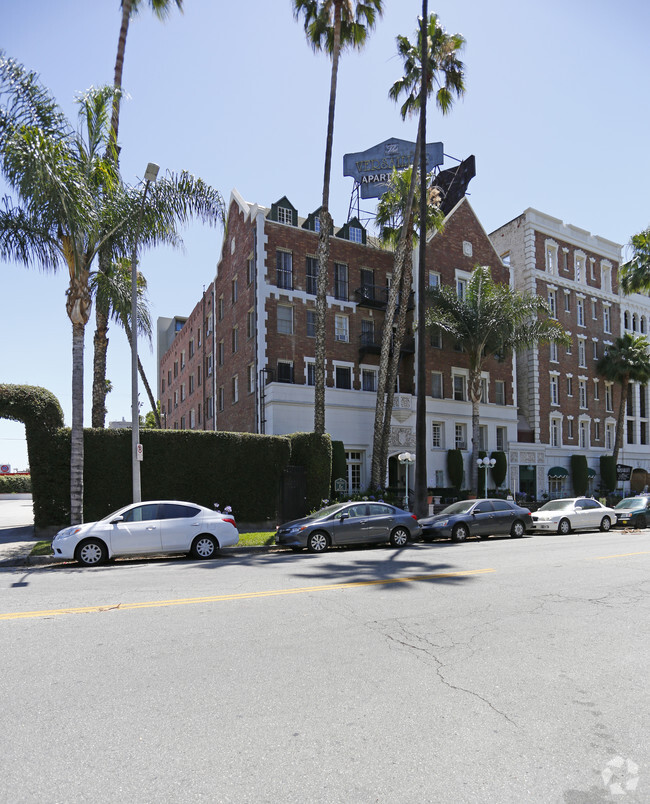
[0,475,31,493]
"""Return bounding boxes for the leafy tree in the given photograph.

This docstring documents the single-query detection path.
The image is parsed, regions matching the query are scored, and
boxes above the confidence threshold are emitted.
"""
[388,11,466,515]
[596,333,650,464]
[93,0,185,427]
[619,228,650,295]
[370,167,443,489]
[293,0,383,435]
[0,55,224,522]
[426,265,569,496]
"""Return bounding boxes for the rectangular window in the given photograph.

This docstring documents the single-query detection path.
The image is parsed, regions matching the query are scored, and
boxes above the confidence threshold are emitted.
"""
[277,206,293,225]
[335,314,349,343]
[567,376,573,397]
[306,309,317,338]
[198,365,202,387]
[430,327,442,349]
[334,263,348,301]
[189,375,195,394]
[594,420,601,441]
[550,375,559,406]
[217,387,224,412]
[180,351,186,371]
[174,361,178,379]
[247,310,255,339]
[232,326,238,353]
[605,423,614,450]
[362,369,377,392]
[197,327,201,348]
[207,395,214,418]
[550,341,558,362]
[207,354,213,377]
[577,298,585,327]
[429,271,441,288]
[496,426,507,452]
[189,409,195,430]
[306,363,315,386]
[349,226,363,243]
[306,257,318,295]
[432,422,443,449]
[605,383,613,412]
[579,379,587,408]
[495,380,506,406]
[218,340,224,366]
[550,418,560,447]
[232,375,239,404]
[360,268,375,300]
[277,361,294,383]
[247,363,255,394]
[455,423,467,450]
[335,366,352,390]
[567,419,574,439]
[276,251,293,290]
[218,295,223,321]
[189,340,194,359]
[564,292,570,313]
[592,299,598,319]
[180,383,186,402]
[579,421,588,449]
[247,256,255,285]
[546,244,557,274]
[479,425,488,452]
[431,372,443,399]
[167,369,172,385]
[480,378,488,404]
[592,341,598,360]
[603,305,611,333]
[453,375,466,401]
[456,277,467,300]
[548,290,557,319]
[231,278,238,304]
[578,339,586,367]
[277,305,293,335]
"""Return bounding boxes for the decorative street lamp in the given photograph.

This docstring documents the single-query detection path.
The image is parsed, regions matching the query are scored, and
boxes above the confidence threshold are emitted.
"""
[131,162,159,503]
[398,452,416,510]
[477,456,497,499]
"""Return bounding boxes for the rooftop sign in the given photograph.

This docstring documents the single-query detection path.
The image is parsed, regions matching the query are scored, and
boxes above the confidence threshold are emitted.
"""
[343,137,444,199]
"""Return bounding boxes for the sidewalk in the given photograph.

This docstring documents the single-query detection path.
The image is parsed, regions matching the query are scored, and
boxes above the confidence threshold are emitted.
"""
[0,498,40,566]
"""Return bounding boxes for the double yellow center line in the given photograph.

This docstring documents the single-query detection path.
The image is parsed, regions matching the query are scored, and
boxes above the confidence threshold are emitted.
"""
[0,568,494,621]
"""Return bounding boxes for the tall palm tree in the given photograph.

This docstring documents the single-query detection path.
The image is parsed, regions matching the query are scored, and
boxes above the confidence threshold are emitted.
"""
[386,11,465,511]
[293,0,383,435]
[93,0,184,427]
[91,258,161,427]
[597,333,650,464]
[426,266,569,495]
[620,228,650,295]
[0,55,224,523]
[370,167,443,489]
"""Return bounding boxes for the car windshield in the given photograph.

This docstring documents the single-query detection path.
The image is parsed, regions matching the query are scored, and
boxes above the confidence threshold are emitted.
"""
[537,500,575,511]
[615,498,647,511]
[440,501,477,516]
[305,503,349,521]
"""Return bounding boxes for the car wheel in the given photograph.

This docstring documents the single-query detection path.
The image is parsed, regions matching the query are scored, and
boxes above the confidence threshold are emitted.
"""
[510,520,526,538]
[599,516,611,532]
[307,531,328,553]
[191,534,218,559]
[636,514,647,529]
[76,539,108,567]
[451,523,469,543]
[557,518,571,535]
[390,526,409,548]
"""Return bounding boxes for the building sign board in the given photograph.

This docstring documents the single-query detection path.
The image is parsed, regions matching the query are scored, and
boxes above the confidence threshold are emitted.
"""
[616,464,632,482]
[344,137,444,199]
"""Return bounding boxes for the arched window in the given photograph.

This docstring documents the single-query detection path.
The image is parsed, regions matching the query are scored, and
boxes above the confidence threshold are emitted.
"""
[624,310,630,329]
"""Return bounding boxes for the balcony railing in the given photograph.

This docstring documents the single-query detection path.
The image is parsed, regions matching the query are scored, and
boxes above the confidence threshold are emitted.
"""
[359,333,415,358]
[354,285,414,311]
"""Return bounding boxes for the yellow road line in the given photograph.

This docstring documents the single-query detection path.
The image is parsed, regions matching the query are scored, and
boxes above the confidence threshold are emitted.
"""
[592,550,650,560]
[0,568,495,621]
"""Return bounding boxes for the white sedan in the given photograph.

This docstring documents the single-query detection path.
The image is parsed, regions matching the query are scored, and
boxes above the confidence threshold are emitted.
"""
[52,500,239,566]
[530,497,617,535]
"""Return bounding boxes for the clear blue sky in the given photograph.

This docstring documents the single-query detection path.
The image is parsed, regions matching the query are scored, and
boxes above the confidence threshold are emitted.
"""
[2,0,649,470]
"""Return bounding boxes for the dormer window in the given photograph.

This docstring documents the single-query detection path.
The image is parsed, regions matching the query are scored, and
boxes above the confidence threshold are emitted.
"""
[277,206,293,225]
[349,226,363,244]
[314,216,320,232]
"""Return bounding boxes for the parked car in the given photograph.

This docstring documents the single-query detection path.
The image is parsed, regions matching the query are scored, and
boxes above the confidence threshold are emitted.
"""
[418,498,533,543]
[276,500,421,553]
[613,495,650,528]
[51,500,239,566]
[529,497,616,535]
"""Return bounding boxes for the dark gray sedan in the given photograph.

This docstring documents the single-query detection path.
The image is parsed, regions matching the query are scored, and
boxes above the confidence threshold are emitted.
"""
[276,501,422,553]
[419,498,533,543]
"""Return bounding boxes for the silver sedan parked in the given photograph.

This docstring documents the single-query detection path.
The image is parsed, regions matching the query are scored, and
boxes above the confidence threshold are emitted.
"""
[530,497,617,535]
[276,500,422,553]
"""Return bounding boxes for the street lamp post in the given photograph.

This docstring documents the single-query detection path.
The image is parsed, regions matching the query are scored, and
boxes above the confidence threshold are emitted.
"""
[131,162,159,503]
[398,452,416,510]
[477,456,497,499]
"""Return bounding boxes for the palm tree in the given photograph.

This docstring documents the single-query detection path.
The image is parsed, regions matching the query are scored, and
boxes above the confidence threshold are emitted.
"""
[370,167,443,489]
[426,265,569,495]
[620,228,650,295]
[388,10,465,514]
[0,55,224,523]
[597,333,650,464]
[92,0,184,428]
[293,0,383,435]
[91,258,161,427]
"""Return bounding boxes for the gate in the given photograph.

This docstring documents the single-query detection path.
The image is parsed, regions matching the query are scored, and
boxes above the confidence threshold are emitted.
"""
[279,466,307,524]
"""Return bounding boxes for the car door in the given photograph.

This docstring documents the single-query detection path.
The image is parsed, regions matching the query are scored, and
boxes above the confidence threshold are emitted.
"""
[331,504,368,545]
[491,500,517,535]
[581,499,605,528]
[471,501,495,536]
[109,503,162,555]
[365,503,396,542]
[158,503,202,551]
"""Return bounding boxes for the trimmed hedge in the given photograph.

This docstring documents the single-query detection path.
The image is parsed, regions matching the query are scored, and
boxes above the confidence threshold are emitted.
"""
[447,449,464,491]
[491,451,507,488]
[571,454,589,496]
[600,455,617,494]
[287,432,332,513]
[330,440,347,497]
[0,474,31,493]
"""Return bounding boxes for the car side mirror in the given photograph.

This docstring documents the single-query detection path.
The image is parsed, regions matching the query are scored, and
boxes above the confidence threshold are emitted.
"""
[339,512,349,520]
[110,515,124,525]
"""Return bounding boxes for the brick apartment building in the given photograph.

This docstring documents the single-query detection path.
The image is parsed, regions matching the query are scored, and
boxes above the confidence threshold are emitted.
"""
[159,189,518,494]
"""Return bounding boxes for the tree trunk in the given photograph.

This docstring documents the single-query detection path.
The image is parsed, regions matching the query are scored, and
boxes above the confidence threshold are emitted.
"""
[313,6,341,435]
[613,377,628,465]
[111,0,132,145]
[92,303,110,428]
[70,321,85,524]
[122,317,161,428]
[469,369,482,495]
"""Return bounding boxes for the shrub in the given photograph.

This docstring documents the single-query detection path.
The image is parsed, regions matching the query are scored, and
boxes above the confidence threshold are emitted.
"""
[0,474,31,493]
[447,449,464,491]
[600,455,617,494]
[571,454,589,496]
[491,451,507,488]
[330,440,347,496]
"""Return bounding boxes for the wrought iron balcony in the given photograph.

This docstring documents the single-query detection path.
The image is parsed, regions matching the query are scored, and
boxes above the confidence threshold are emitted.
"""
[354,285,414,311]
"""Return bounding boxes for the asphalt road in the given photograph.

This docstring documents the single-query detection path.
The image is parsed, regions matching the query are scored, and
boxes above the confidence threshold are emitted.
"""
[1,529,649,803]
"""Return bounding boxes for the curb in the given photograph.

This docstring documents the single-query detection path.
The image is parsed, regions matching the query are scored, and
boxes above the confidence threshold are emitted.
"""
[1,543,283,568]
